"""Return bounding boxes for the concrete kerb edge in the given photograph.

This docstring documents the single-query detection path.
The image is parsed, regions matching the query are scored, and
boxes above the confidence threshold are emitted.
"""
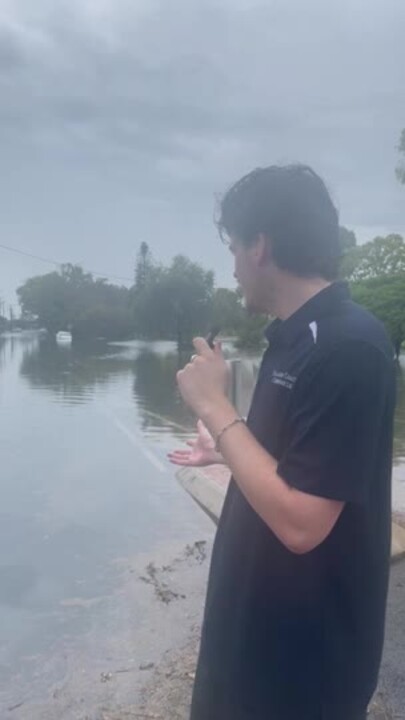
[176,468,405,562]
[176,467,226,524]
[391,521,405,562]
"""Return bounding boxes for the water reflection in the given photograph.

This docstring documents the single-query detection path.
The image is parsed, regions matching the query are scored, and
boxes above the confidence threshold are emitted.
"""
[20,336,197,435]
[132,348,195,437]
[0,333,217,710]
[0,332,26,367]
[0,333,405,713]
[20,337,135,405]
[17,336,405,461]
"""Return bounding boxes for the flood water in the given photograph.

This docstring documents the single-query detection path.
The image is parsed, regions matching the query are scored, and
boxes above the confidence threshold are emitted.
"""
[0,333,404,715]
[0,333,216,716]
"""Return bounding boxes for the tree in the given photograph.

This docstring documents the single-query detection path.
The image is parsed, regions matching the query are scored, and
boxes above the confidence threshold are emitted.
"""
[340,234,405,358]
[341,234,405,282]
[73,305,133,340]
[0,295,6,333]
[134,242,155,292]
[351,275,405,359]
[133,255,214,347]
[339,226,357,252]
[17,271,71,334]
[17,265,132,340]
[210,288,244,334]
[396,128,405,184]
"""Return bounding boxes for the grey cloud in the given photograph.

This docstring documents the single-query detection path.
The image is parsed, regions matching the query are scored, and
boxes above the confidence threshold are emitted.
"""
[0,0,404,308]
[2,1,403,156]
[0,26,25,70]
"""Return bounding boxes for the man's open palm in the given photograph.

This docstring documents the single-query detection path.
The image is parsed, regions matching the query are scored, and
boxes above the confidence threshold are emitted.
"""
[168,419,223,467]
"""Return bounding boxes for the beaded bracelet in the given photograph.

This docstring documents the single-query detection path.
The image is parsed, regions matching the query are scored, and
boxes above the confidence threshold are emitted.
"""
[215,417,245,453]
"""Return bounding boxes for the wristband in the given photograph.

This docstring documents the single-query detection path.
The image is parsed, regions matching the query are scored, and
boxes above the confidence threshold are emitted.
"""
[215,417,245,452]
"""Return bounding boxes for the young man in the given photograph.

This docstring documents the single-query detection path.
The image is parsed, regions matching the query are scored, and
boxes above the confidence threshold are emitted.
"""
[169,165,396,720]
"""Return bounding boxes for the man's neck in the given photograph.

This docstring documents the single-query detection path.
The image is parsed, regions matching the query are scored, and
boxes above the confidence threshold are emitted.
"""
[272,276,332,321]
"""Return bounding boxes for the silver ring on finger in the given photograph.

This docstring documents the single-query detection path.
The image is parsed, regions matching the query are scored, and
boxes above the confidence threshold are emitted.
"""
[191,354,197,361]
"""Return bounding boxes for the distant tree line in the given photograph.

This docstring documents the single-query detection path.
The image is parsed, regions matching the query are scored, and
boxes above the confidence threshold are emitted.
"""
[17,264,132,341]
[11,232,405,356]
[341,233,405,359]
[2,126,404,352]
[13,245,268,349]
[130,243,268,349]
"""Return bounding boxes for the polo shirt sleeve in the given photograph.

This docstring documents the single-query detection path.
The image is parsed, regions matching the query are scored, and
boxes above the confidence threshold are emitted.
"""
[277,340,393,504]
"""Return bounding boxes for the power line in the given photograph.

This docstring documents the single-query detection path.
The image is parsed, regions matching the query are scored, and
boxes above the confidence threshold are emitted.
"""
[0,242,134,283]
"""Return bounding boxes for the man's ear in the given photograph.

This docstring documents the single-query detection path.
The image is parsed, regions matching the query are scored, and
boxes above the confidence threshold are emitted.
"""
[256,233,271,267]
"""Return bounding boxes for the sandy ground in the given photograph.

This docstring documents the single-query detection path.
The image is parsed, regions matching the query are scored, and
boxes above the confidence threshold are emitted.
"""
[3,536,214,720]
[126,560,405,720]
[6,533,404,720]
[102,628,402,720]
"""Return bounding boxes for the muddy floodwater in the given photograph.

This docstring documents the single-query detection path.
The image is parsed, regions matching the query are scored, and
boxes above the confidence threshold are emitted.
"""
[0,334,404,717]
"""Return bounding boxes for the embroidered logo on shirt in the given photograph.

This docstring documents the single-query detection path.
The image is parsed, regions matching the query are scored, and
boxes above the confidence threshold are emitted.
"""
[271,370,297,390]
[309,321,318,343]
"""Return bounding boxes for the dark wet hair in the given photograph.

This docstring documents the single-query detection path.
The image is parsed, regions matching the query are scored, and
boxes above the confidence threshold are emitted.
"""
[217,164,340,280]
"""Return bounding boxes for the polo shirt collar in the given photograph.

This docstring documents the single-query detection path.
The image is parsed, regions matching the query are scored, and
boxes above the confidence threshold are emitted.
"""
[265,281,350,347]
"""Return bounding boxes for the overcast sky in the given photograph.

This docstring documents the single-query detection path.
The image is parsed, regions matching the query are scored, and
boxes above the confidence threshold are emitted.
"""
[0,0,404,310]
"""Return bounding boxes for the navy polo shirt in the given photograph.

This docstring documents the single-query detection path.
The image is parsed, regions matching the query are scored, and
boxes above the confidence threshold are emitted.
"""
[190,283,396,720]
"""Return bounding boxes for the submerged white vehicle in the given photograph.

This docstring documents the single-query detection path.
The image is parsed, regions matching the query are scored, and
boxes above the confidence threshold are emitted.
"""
[56,331,72,345]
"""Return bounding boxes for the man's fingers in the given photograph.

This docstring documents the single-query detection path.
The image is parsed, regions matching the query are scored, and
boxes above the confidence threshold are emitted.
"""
[192,337,211,357]
[167,455,193,466]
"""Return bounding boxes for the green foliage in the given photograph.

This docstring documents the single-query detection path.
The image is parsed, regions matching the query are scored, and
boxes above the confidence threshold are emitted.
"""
[134,242,155,291]
[133,253,214,346]
[339,226,357,252]
[234,313,268,350]
[341,234,405,358]
[396,128,405,184]
[351,275,405,359]
[18,270,73,334]
[209,287,270,350]
[341,234,405,281]
[17,264,132,340]
[73,305,133,340]
[132,244,269,350]
[210,288,244,334]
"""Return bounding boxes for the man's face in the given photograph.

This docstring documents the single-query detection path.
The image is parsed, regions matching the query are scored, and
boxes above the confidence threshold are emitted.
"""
[228,236,269,314]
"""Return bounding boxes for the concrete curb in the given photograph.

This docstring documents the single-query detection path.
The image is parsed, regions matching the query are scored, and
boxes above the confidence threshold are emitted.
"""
[176,466,227,525]
[391,520,405,562]
[176,467,405,561]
